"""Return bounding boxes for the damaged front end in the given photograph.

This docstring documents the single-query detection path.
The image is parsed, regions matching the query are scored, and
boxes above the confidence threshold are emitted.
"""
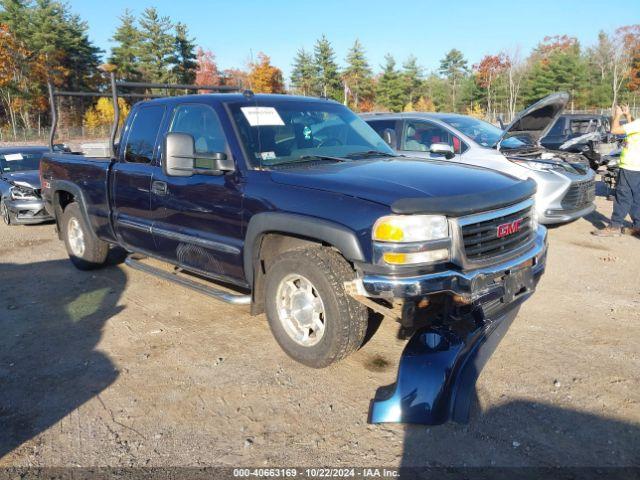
[368,294,528,425]
[347,221,547,425]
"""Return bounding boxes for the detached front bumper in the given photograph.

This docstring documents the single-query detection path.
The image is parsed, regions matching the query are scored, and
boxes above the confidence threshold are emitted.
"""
[5,198,53,224]
[369,294,527,424]
[359,228,548,425]
[350,227,547,304]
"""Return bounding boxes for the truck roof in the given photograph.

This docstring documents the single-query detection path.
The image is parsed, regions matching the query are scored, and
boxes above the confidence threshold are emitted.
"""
[138,93,341,108]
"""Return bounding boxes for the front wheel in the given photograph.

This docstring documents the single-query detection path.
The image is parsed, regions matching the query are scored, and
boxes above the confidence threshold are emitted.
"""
[61,202,109,270]
[1,200,14,225]
[265,247,368,368]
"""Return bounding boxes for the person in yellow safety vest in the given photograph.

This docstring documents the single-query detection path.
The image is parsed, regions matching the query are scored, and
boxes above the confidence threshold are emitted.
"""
[593,105,640,237]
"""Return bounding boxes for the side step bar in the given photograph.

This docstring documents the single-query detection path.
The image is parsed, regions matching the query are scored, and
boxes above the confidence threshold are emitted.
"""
[124,256,251,306]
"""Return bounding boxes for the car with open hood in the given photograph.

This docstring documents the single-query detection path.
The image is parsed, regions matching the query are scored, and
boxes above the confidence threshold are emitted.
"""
[0,146,55,225]
[541,113,619,170]
[362,93,597,225]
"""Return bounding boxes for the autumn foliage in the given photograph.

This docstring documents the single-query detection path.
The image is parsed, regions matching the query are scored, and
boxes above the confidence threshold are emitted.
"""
[195,48,220,87]
[248,53,284,94]
[83,97,130,133]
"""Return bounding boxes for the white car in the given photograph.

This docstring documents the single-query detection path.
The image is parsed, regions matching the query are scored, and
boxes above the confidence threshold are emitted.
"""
[362,93,596,225]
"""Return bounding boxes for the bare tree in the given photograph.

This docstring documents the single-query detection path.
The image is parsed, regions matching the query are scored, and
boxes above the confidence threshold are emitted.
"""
[609,26,639,109]
[504,47,526,122]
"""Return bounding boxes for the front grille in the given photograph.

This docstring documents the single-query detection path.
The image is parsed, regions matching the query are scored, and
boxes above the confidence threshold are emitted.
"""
[561,179,595,210]
[461,206,535,261]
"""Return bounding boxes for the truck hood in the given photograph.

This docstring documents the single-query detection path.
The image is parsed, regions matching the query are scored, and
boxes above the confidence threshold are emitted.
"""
[0,170,40,189]
[499,92,569,148]
[270,158,524,208]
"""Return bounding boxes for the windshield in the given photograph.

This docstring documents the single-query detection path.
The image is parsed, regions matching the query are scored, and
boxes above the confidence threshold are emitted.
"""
[228,100,395,167]
[0,151,43,173]
[439,116,531,150]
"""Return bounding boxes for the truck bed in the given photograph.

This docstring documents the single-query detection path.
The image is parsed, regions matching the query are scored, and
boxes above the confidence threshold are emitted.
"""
[40,153,116,242]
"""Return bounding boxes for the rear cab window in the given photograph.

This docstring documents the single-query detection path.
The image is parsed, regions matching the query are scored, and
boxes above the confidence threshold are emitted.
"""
[122,105,166,163]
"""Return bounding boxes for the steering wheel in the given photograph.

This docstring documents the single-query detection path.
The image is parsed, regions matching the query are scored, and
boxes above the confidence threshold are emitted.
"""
[317,137,343,148]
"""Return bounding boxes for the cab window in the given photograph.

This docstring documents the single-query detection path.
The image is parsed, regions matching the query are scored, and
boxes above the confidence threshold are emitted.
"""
[123,105,165,163]
[402,121,466,154]
[367,120,398,147]
[169,104,228,170]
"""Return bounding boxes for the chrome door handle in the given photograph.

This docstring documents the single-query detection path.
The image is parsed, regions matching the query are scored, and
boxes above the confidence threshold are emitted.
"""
[152,180,168,195]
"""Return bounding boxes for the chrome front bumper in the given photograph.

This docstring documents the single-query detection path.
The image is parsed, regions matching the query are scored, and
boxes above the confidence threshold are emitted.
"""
[350,227,547,301]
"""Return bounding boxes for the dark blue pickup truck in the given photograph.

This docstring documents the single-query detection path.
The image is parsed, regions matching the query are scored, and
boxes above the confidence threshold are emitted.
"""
[41,92,547,423]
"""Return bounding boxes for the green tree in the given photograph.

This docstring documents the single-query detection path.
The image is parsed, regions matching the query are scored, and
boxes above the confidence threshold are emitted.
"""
[138,7,174,83]
[376,54,405,112]
[170,22,197,84]
[420,73,449,112]
[109,9,142,81]
[439,48,468,110]
[290,48,317,96]
[0,0,101,129]
[314,35,341,100]
[343,39,373,110]
[524,37,587,109]
[402,55,423,104]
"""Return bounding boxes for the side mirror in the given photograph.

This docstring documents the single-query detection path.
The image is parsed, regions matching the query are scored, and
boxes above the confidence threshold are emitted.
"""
[429,143,455,159]
[164,132,233,177]
[381,128,396,147]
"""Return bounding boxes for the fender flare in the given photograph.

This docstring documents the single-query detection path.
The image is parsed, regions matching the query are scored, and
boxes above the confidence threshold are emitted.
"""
[243,212,366,285]
[50,180,94,233]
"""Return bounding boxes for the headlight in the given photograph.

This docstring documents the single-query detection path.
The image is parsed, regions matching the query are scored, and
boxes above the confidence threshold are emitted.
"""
[373,215,450,266]
[373,215,449,242]
[510,159,556,172]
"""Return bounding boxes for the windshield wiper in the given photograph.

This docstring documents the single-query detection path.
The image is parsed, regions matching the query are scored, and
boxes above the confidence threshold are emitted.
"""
[266,155,350,167]
[298,154,350,162]
[345,150,396,158]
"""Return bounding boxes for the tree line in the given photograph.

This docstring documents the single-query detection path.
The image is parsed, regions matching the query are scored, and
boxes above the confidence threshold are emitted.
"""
[0,0,639,139]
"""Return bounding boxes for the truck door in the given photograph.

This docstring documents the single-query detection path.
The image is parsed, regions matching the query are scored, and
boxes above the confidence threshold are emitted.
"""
[111,104,166,252]
[149,102,245,285]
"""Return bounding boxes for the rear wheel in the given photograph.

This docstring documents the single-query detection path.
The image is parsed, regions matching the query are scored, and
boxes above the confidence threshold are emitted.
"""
[265,247,368,368]
[61,202,109,270]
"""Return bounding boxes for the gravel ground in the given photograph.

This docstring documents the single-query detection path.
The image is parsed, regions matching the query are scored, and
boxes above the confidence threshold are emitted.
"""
[0,189,638,468]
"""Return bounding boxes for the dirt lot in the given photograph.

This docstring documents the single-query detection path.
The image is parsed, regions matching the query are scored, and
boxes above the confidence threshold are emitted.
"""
[0,188,638,468]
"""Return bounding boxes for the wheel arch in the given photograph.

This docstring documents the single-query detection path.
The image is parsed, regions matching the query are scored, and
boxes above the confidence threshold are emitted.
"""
[244,212,366,315]
[51,181,91,240]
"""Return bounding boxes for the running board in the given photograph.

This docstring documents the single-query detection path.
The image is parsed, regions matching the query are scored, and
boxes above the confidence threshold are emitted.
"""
[124,256,251,305]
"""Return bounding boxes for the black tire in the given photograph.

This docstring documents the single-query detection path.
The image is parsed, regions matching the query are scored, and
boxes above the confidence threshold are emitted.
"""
[61,202,109,270]
[264,247,368,368]
[1,200,14,225]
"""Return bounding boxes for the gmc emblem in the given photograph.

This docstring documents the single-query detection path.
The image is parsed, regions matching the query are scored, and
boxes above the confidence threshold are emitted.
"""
[497,218,523,238]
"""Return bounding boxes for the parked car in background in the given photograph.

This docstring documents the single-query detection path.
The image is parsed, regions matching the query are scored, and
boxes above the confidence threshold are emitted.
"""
[0,146,59,225]
[362,93,596,225]
[541,113,619,170]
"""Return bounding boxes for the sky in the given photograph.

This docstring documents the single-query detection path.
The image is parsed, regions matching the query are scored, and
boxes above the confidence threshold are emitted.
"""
[68,0,639,79]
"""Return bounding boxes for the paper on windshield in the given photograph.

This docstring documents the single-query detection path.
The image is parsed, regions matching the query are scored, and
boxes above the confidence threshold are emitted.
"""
[241,107,285,127]
[4,153,23,161]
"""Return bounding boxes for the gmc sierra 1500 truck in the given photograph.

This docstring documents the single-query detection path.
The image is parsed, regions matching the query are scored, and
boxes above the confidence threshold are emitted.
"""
[41,90,547,424]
